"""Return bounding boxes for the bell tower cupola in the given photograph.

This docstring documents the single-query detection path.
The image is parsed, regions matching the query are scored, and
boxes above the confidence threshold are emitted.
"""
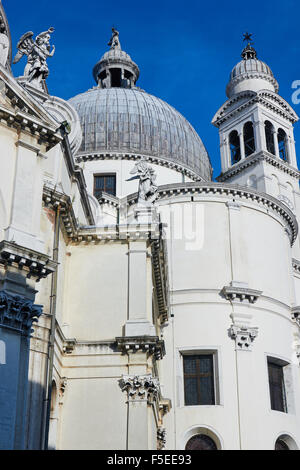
[93,28,140,89]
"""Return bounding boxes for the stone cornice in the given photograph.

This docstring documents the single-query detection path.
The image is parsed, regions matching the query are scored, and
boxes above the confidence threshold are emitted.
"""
[116,336,166,359]
[0,290,42,336]
[217,151,300,182]
[153,182,298,245]
[213,90,298,127]
[43,184,78,238]
[0,71,62,150]
[59,133,95,226]
[0,103,61,148]
[0,240,57,282]
[48,181,298,246]
[75,151,207,182]
[221,285,262,304]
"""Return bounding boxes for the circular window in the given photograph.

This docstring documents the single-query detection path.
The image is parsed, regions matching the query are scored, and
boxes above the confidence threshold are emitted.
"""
[275,438,290,450]
[185,434,217,450]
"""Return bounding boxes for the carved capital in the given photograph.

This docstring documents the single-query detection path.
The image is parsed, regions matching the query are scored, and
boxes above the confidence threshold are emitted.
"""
[121,374,160,403]
[230,325,258,351]
[0,291,42,336]
[157,427,166,450]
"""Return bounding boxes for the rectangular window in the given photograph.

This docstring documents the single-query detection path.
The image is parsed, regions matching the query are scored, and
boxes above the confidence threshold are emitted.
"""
[183,354,215,406]
[268,359,287,413]
[94,174,116,198]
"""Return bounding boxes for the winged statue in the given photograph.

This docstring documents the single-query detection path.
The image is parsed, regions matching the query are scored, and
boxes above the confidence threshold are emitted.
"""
[13,27,55,90]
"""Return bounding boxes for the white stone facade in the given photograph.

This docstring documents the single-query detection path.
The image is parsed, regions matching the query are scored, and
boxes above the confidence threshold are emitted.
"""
[0,4,300,451]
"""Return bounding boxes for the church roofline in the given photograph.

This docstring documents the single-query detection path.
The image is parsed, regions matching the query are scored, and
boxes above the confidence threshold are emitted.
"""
[69,181,298,247]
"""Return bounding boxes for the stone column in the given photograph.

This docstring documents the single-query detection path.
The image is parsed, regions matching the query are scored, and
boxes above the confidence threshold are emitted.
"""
[273,129,280,158]
[253,120,266,153]
[230,312,259,449]
[125,240,155,337]
[0,290,42,450]
[239,131,245,160]
[121,374,160,450]
[0,241,56,450]
[286,134,297,167]
[220,133,230,171]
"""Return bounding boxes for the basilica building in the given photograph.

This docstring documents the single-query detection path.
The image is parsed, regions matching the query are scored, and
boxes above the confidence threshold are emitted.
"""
[1,1,300,450]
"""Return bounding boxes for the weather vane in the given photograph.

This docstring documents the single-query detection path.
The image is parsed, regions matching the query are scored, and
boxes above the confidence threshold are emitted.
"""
[243,32,253,43]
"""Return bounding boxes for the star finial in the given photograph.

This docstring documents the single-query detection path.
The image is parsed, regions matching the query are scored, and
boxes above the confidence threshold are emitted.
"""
[243,32,253,43]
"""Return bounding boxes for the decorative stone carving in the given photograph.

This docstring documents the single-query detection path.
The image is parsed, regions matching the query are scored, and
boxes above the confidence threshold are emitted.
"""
[291,307,300,327]
[121,374,160,403]
[277,194,294,212]
[58,377,68,406]
[157,427,166,450]
[63,339,76,354]
[222,283,262,304]
[0,27,9,67]
[230,325,258,351]
[0,5,11,69]
[129,159,158,205]
[116,336,166,360]
[0,291,42,336]
[13,28,55,90]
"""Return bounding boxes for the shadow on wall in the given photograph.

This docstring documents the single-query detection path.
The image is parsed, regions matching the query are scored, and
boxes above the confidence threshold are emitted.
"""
[25,380,48,450]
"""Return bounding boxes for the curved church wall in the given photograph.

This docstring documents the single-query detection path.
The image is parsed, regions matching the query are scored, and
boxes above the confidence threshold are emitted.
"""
[158,194,300,450]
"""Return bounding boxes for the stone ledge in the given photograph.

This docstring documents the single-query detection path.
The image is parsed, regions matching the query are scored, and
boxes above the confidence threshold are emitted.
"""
[116,335,166,360]
[0,240,57,281]
[221,283,262,303]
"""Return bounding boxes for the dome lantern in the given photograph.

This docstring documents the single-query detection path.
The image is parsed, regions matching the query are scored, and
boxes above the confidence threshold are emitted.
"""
[92,28,140,89]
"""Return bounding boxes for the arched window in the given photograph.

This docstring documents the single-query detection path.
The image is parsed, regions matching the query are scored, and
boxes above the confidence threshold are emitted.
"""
[274,434,298,450]
[265,121,275,155]
[229,130,241,165]
[185,434,218,450]
[278,128,288,161]
[275,438,290,450]
[243,122,256,157]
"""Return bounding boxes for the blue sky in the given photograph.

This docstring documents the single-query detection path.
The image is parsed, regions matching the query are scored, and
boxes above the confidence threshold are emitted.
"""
[4,0,300,177]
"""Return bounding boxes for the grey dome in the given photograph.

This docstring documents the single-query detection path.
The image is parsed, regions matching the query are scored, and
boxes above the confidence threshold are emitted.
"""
[69,87,212,181]
[230,58,274,80]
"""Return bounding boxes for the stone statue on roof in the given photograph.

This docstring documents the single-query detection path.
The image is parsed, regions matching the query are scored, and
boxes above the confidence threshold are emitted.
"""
[108,28,121,50]
[13,27,55,90]
[130,159,158,204]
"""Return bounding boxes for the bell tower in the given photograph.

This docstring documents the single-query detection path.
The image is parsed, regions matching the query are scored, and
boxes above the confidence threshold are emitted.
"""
[212,34,299,202]
[212,33,300,258]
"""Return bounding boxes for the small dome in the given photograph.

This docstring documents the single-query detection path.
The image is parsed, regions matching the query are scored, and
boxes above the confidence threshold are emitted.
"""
[226,42,279,98]
[230,58,273,80]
